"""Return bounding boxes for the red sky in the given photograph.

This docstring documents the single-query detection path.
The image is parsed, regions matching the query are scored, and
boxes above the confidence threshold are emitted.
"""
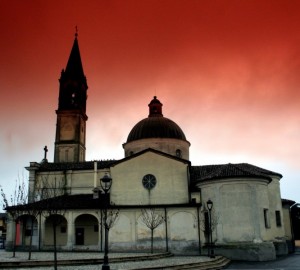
[0,0,299,202]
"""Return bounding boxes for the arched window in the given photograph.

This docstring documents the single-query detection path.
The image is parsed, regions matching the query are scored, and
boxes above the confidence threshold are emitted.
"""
[176,149,182,158]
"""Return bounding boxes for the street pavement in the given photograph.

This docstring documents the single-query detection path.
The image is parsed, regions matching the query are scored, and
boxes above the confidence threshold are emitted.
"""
[226,249,300,270]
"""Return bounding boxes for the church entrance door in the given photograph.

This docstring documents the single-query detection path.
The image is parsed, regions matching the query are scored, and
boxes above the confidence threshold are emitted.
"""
[75,228,84,245]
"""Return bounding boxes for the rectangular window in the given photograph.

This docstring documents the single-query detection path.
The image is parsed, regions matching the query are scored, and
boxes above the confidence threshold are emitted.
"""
[60,226,66,233]
[94,225,99,232]
[264,209,270,228]
[275,210,282,227]
[25,229,32,236]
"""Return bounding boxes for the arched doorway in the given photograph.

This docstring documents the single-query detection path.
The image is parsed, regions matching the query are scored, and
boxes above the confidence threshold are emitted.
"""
[74,214,99,246]
[18,215,38,248]
[44,215,67,247]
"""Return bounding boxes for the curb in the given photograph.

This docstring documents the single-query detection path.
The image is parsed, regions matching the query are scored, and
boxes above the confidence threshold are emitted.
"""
[126,256,231,270]
[0,253,231,270]
[0,253,173,269]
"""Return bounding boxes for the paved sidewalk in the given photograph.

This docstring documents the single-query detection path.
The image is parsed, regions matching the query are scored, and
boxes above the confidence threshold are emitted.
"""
[0,250,215,270]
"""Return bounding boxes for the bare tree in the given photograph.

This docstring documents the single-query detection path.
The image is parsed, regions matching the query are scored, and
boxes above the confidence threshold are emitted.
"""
[104,208,119,230]
[100,205,119,254]
[0,176,28,257]
[24,181,42,260]
[140,208,165,253]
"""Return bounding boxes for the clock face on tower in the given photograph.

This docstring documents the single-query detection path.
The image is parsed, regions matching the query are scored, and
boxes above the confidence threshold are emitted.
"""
[142,174,157,190]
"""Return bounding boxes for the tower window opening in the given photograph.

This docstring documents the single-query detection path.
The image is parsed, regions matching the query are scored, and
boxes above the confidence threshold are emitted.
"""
[65,149,69,162]
[264,209,270,228]
[275,210,282,227]
[176,149,182,158]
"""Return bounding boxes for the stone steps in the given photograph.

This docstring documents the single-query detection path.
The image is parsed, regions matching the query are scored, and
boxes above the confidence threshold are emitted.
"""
[128,256,231,270]
[0,253,172,268]
[0,253,230,269]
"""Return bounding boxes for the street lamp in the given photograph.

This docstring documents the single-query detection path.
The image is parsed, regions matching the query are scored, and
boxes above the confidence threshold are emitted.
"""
[207,199,215,258]
[100,173,112,270]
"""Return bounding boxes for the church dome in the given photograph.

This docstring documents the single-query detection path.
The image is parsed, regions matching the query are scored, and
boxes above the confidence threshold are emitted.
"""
[126,96,187,142]
[123,96,190,160]
[127,117,186,142]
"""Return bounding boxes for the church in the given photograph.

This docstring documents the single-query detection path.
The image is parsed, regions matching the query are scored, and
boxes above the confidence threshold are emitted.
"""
[5,34,290,261]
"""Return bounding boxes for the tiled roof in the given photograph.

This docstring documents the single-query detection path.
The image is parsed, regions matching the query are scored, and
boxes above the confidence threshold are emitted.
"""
[282,198,296,206]
[38,160,117,172]
[0,213,7,219]
[190,163,282,183]
[112,148,191,167]
[6,194,105,211]
[36,149,190,172]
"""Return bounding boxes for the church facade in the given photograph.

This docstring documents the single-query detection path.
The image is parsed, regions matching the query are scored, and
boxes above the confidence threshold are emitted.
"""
[6,35,289,261]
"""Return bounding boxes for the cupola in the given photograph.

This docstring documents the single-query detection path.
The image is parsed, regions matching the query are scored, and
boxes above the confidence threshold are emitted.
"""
[123,96,190,159]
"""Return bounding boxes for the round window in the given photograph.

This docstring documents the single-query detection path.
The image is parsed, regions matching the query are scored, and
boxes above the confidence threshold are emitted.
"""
[142,174,157,190]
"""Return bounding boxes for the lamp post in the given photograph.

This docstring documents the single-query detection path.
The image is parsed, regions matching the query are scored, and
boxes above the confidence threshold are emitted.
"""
[206,199,215,258]
[100,173,112,270]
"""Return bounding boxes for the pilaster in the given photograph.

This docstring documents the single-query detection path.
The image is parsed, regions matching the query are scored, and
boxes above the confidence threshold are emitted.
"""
[66,211,74,250]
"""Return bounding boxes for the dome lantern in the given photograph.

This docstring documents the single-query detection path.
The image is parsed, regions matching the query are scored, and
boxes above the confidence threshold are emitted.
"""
[148,96,163,117]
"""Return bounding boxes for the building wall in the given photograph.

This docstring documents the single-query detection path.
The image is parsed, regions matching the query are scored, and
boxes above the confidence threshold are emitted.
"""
[282,204,293,240]
[111,152,189,205]
[197,177,287,260]
[264,177,285,241]
[16,207,201,254]
[35,169,110,197]
[123,138,190,160]
[198,178,281,244]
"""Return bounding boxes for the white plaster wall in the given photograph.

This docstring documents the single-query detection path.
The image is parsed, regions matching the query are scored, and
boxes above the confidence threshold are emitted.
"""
[198,178,270,244]
[123,138,190,160]
[34,169,112,197]
[220,183,254,242]
[110,212,134,242]
[169,210,197,241]
[110,152,189,205]
[70,170,97,194]
[137,214,165,240]
[282,205,293,240]
[264,177,285,241]
[35,172,67,198]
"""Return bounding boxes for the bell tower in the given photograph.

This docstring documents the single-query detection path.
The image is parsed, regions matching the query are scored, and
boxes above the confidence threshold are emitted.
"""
[54,32,88,163]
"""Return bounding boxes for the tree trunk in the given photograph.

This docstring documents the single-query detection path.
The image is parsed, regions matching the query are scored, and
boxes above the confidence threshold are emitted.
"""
[12,219,18,258]
[53,222,57,270]
[151,229,154,254]
[28,216,34,260]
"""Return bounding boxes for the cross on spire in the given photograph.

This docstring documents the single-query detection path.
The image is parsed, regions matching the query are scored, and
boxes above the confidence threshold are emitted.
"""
[44,145,48,160]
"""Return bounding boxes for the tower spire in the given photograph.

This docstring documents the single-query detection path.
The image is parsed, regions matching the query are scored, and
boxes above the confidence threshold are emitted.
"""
[54,34,88,163]
[75,25,78,38]
[64,33,85,79]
